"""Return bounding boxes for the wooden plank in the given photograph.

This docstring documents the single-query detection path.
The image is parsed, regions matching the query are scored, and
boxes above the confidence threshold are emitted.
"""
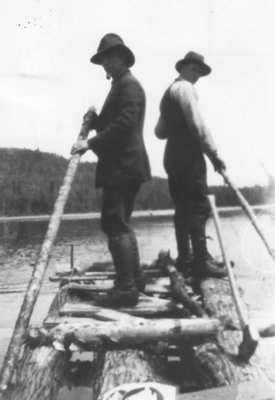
[67,280,170,294]
[59,295,185,318]
[54,306,142,324]
[44,307,143,327]
[49,268,166,282]
[177,378,275,400]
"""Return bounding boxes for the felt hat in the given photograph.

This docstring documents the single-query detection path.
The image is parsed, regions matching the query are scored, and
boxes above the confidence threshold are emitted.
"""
[175,51,211,76]
[90,33,135,67]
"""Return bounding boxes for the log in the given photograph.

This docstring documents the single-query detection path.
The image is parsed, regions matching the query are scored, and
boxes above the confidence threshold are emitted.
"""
[28,318,221,349]
[166,275,239,390]
[199,277,269,382]
[200,278,244,356]
[90,332,237,398]
[8,345,69,400]
[189,341,237,389]
[164,264,206,317]
[44,315,137,328]
[93,349,166,400]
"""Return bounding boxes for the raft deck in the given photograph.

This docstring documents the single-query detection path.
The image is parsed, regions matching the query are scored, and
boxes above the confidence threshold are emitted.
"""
[8,252,275,400]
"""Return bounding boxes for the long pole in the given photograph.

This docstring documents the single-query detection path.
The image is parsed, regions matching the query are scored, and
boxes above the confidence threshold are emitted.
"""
[220,169,275,262]
[208,194,258,362]
[0,119,90,394]
[208,196,247,327]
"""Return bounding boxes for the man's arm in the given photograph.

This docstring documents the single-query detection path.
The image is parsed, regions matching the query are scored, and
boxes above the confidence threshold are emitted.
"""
[71,106,97,155]
[88,80,145,152]
[171,80,226,171]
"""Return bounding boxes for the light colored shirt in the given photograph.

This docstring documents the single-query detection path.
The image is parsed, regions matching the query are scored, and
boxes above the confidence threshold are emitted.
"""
[170,78,218,158]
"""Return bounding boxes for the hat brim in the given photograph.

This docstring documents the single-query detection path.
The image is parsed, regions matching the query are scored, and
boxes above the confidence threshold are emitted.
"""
[175,59,211,76]
[90,44,135,67]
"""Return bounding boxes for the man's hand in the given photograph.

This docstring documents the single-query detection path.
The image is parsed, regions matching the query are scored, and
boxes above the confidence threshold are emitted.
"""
[71,139,89,155]
[78,106,97,139]
[82,106,97,130]
[210,153,226,172]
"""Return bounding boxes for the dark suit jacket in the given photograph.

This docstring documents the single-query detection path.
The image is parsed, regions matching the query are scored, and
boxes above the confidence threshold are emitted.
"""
[88,70,151,188]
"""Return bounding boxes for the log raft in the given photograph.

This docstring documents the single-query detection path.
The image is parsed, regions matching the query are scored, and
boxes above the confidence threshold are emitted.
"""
[7,252,275,400]
[199,277,274,383]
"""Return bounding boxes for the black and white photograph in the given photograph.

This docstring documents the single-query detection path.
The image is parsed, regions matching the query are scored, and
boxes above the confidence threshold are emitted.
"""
[0,0,275,399]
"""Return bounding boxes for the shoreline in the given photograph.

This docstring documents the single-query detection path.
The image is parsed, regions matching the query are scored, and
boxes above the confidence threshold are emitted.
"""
[0,204,274,223]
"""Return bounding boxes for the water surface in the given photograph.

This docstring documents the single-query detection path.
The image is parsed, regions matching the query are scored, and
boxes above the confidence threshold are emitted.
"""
[1,210,275,395]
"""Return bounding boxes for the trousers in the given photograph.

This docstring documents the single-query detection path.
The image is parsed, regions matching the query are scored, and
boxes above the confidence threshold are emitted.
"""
[101,180,140,239]
[168,159,211,264]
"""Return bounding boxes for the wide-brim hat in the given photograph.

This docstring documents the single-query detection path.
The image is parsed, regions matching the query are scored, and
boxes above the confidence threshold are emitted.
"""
[175,51,211,76]
[90,33,135,67]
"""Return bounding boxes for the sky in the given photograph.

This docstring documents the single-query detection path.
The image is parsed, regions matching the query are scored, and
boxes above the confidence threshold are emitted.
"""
[1,0,275,187]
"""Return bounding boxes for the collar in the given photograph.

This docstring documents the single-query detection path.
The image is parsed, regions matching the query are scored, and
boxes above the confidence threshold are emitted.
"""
[175,76,188,83]
[112,68,130,84]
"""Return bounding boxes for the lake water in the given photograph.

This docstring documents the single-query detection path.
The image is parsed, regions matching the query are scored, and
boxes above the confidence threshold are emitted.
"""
[1,209,275,396]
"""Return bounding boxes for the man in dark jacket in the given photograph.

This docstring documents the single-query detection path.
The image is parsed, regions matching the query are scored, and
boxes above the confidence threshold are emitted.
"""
[71,33,151,306]
[155,51,226,279]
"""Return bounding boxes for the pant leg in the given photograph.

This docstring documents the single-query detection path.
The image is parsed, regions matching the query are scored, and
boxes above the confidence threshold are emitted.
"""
[168,174,193,266]
[123,182,140,224]
[100,181,140,292]
[188,157,211,262]
[122,181,145,291]
[101,184,133,239]
[168,155,210,265]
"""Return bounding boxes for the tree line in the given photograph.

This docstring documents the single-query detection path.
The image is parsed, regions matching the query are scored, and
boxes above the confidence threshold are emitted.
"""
[0,148,273,216]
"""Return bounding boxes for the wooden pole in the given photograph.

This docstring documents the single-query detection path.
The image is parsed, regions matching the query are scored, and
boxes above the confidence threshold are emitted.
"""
[220,169,275,262]
[0,117,92,394]
[208,195,259,362]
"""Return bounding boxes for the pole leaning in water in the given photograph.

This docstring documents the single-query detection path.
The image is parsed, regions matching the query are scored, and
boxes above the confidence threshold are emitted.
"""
[0,113,93,394]
[220,169,275,263]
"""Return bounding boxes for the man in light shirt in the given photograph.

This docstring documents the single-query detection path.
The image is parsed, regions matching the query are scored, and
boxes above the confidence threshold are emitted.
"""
[155,51,227,279]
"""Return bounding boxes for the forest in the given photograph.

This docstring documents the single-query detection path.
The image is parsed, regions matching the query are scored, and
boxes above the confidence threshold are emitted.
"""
[0,148,273,216]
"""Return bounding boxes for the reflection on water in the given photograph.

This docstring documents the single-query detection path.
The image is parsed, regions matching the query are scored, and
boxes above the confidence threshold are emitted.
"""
[1,210,275,388]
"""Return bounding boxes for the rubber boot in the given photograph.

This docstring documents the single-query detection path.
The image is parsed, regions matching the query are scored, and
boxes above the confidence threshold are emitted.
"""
[129,231,146,293]
[190,214,227,279]
[94,234,139,307]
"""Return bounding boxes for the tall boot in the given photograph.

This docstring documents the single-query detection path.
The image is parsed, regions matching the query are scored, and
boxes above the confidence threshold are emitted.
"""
[129,231,146,293]
[111,232,145,293]
[95,234,139,307]
[190,214,227,279]
[174,211,192,276]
